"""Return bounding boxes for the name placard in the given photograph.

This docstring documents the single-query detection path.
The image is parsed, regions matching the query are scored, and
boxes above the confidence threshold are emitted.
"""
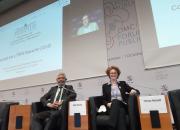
[69,101,87,116]
[139,95,167,113]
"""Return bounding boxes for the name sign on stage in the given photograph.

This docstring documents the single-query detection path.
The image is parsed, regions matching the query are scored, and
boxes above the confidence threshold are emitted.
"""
[139,95,167,113]
[69,101,87,116]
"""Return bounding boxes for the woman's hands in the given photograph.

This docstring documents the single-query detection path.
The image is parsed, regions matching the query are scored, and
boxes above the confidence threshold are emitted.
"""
[129,89,137,95]
[107,102,112,108]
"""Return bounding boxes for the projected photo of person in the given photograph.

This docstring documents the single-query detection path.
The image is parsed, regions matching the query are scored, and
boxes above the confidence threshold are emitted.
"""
[76,14,99,36]
[63,0,107,80]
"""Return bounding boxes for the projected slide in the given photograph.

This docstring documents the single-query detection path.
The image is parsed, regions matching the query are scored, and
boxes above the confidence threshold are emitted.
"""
[150,0,180,48]
[0,0,107,91]
[135,0,180,68]
[0,2,62,80]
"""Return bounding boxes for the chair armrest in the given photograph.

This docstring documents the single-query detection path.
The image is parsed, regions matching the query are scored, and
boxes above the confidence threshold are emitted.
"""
[31,102,45,114]
[89,97,98,114]
[168,91,176,122]
[128,95,141,130]
[89,97,97,130]
[0,118,2,128]
[0,102,19,130]
[89,96,104,130]
[168,90,180,130]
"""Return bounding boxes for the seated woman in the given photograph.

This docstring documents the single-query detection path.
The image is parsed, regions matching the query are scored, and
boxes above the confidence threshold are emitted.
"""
[102,66,140,130]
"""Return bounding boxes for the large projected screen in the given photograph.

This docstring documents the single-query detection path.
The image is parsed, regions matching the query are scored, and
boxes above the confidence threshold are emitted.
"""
[150,0,180,48]
[0,0,107,90]
[135,0,180,69]
[0,2,62,81]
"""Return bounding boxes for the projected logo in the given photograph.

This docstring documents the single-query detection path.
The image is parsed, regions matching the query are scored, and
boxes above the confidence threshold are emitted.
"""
[160,84,169,95]
[15,22,36,36]
[41,87,45,94]
[126,75,134,84]
[12,22,39,46]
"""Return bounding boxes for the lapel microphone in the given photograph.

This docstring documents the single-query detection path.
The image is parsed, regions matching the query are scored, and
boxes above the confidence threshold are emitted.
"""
[57,84,76,94]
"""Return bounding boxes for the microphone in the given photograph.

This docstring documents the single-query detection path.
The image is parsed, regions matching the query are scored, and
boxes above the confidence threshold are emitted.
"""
[63,86,76,94]
[58,85,76,94]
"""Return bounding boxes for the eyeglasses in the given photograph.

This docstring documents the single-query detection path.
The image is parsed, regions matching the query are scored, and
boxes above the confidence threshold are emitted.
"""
[110,72,117,74]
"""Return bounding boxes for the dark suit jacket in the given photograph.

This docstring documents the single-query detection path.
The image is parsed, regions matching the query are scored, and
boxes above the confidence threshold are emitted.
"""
[40,85,76,108]
[102,81,140,105]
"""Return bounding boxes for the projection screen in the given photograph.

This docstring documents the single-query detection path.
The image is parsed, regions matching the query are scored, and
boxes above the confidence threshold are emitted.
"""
[0,0,108,90]
[135,0,180,69]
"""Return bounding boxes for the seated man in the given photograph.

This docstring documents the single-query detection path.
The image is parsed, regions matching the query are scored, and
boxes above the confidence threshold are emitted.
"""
[31,72,76,130]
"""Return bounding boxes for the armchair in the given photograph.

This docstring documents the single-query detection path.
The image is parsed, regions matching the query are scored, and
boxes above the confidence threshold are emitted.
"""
[89,95,140,130]
[168,89,180,130]
[89,96,109,130]
[31,101,69,130]
[0,102,19,130]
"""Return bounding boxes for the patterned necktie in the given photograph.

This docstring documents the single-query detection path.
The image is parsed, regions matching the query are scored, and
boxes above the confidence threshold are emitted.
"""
[55,87,62,101]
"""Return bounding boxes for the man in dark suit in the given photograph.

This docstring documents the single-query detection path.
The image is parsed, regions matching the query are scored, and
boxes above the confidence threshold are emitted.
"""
[31,72,76,130]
